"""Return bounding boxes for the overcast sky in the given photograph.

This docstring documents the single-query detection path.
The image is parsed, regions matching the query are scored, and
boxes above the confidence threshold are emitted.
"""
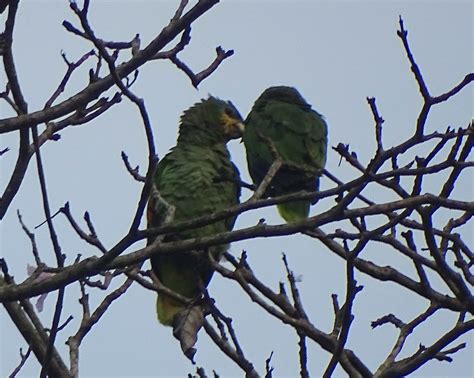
[1,1,472,377]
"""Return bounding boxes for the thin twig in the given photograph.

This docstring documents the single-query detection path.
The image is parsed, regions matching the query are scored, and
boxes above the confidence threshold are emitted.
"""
[44,49,95,108]
[9,347,32,378]
[203,320,259,378]
[31,117,65,378]
[367,97,384,153]
[170,46,234,88]
[397,16,430,101]
[121,151,146,182]
[17,210,42,266]
[251,159,282,200]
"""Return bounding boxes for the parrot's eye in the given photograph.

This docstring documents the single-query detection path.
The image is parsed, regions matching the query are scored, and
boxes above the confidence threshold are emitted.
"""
[224,107,235,118]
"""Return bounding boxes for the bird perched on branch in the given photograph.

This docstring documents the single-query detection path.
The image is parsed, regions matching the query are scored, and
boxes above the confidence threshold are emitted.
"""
[147,97,244,327]
[243,86,328,222]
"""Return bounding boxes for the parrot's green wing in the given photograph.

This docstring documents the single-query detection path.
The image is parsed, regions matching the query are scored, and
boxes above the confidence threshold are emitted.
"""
[243,86,328,222]
[147,97,244,326]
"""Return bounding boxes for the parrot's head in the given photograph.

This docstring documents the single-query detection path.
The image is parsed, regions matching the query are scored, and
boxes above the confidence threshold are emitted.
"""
[180,97,245,144]
[254,86,312,111]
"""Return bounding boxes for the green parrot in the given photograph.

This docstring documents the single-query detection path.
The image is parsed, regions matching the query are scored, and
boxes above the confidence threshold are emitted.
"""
[243,86,328,222]
[147,97,244,326]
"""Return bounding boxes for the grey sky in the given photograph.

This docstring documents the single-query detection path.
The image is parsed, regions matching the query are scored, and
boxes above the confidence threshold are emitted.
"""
[1,1,472,377]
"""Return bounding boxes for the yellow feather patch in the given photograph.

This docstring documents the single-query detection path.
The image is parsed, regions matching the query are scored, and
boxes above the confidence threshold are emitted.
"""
[221,112,245,139]
[156,294,184,326]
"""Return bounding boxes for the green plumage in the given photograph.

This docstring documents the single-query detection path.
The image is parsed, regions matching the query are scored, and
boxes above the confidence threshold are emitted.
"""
[243,86,328,222]
[147,97,244,326]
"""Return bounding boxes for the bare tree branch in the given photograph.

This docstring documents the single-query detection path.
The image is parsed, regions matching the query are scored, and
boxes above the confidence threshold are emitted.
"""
[9,346,32,378]
[1,5,472,377]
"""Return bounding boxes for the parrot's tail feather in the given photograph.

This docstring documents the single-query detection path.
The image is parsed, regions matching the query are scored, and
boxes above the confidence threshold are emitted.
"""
[277,201,310,223]
[156,294,184,326]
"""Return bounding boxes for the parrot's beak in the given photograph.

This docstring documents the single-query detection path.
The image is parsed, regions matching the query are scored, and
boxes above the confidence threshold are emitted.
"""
[228,121,245,140]
[222,112,245,140]
[236,121,245,137]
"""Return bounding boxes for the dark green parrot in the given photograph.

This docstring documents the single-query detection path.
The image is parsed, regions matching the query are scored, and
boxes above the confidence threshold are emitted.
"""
[243,86,328,222]
[147,97,244,326]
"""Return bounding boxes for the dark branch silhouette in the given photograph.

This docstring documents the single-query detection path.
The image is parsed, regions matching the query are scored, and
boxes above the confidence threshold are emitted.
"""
[0,3,472,377]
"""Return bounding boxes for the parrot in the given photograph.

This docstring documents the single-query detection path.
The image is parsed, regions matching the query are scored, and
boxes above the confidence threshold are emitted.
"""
[147,96,244,326]
[243,86,328,222]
